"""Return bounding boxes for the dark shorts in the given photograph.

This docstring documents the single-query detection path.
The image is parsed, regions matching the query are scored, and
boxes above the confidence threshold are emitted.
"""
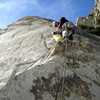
[53,32,62,36]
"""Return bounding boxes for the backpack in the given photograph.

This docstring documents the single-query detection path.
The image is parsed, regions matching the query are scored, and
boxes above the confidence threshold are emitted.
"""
[67,23,74,28]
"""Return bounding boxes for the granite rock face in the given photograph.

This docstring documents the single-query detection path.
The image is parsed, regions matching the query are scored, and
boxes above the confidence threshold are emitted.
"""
[77,0,100,36]
[0,16,100,100]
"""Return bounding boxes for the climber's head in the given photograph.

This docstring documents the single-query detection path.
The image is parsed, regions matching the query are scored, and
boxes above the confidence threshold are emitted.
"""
[60,17,68,23]
[59,17,69,28]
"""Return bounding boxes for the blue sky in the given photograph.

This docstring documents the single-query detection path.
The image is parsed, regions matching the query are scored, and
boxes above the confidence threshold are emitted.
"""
[0,0,94,29]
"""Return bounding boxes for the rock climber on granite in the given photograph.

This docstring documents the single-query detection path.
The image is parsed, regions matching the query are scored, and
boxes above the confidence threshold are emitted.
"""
[52,17,82,41]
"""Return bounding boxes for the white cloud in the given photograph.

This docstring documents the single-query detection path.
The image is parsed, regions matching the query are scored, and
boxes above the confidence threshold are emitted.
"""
[0,0,44,28]
[0,0,42,12]
[0,3,6,8]
[0,0,74,19]
[0,1,13,11]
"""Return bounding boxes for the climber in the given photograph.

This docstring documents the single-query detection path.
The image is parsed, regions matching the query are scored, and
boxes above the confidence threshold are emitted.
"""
[52,17,82,41]
[59,17,83,40]
[58,17,75,40]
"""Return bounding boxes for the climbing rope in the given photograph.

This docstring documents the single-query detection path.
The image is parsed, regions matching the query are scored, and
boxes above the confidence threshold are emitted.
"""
[60,39,69,100]
[54,39,69,100]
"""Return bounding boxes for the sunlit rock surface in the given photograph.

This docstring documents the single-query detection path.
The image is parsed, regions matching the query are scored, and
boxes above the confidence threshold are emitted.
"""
[0,16,100,100]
